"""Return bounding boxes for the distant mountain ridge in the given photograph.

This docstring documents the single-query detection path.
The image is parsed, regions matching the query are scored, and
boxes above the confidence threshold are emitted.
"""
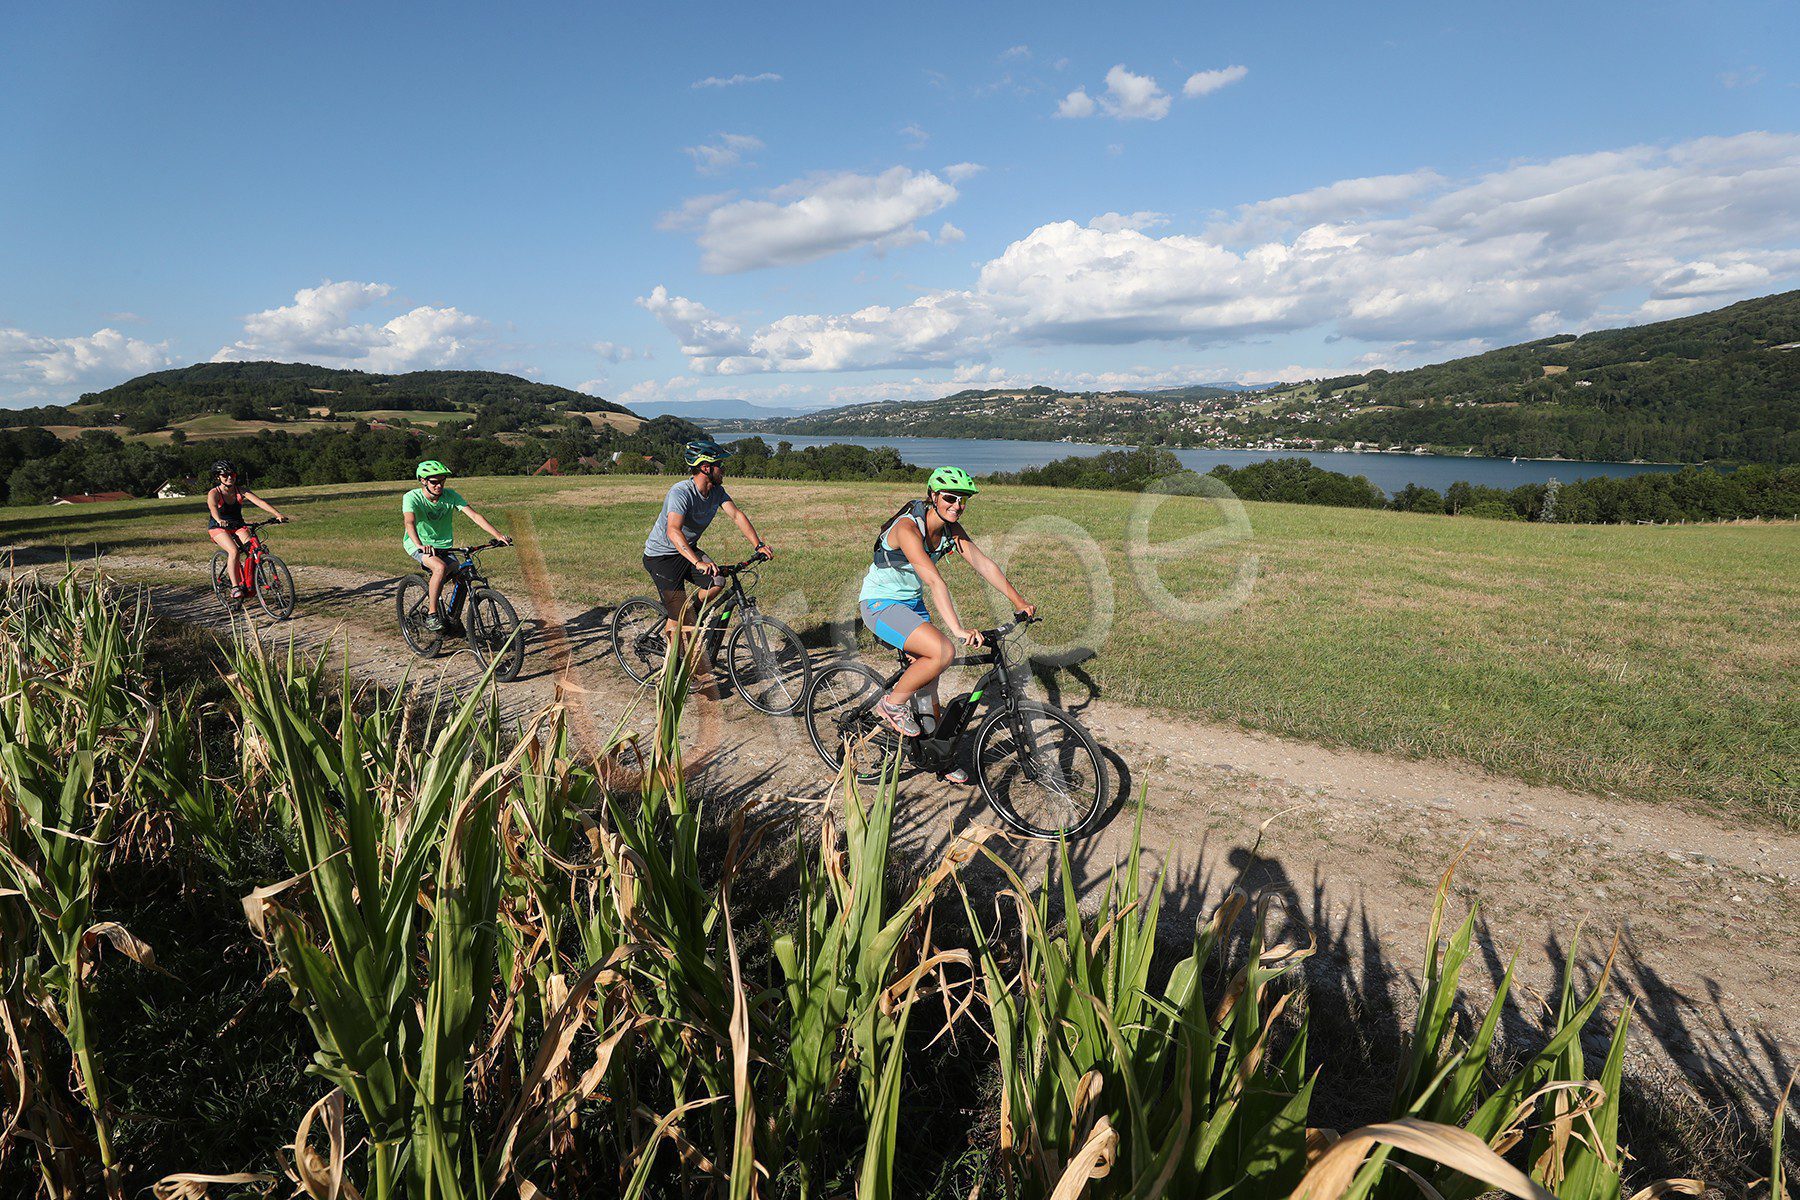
[631,397,813,420]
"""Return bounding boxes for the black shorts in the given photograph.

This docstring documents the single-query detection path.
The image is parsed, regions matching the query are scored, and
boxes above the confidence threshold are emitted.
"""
[643,553,715,594]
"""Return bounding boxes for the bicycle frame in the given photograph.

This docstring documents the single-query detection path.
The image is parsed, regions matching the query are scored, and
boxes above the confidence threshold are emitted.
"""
[675,557,766,637]
[875,619,1033,772]
[220,520,277,590]
[428,548,488,623]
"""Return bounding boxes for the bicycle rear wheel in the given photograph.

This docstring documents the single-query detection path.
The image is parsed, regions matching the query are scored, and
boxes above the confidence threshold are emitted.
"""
[973,701,1107,839]
[396,575,444,657]
[802,660,897,785]
[611,597,668,685]
[255,554,296,620]
[726,614,812,715]
[469,587,526,681]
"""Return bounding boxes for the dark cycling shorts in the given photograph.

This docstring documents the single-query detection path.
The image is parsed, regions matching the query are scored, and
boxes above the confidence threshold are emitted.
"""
[643,553,715,594]
[207,519,246,532]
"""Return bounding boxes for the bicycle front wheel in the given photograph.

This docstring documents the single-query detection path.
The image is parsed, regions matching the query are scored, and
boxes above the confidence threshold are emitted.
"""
[973,701,1108,840]
[469,587,526,681]
[726,615,812,715]
[255,554,296,620]
[611,597,668,685]
[802,660,897,785]
[396,575,444,658]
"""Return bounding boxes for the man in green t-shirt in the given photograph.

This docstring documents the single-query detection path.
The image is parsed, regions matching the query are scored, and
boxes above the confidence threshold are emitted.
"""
[401,460,511,632]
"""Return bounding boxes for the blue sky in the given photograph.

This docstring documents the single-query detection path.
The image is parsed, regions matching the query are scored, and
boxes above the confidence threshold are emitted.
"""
[3,0,1797,409]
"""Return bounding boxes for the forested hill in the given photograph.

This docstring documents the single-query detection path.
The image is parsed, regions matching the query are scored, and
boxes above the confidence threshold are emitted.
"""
[1289,288,1800,463]
[0,362,633,428]
[734,290,1800,464]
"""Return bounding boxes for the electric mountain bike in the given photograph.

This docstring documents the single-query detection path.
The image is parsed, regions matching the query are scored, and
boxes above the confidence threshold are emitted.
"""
[611,553,812,715]
[396,541,526,682]
[801,613,1108,840]
[210,518,296,620]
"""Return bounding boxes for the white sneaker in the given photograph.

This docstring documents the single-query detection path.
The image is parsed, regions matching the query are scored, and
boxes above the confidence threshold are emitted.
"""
[941,766,972,785]
[875,696,921,737]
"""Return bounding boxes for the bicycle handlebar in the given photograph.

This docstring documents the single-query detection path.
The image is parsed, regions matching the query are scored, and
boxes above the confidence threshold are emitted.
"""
[437,539,512,556]
[242,518,287,532]
[978,611,1038,644]
[710,549,773,576]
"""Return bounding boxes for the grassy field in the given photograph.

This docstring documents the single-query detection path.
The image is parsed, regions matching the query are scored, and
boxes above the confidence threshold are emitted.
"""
[351,408,472,425]
[3,473,1793,824]
[580,410,645,432]
[168,413,354,439]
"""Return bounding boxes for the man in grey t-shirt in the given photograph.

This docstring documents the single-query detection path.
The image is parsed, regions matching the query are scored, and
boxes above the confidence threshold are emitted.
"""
[640,438,773,674]
[643,477,730,558]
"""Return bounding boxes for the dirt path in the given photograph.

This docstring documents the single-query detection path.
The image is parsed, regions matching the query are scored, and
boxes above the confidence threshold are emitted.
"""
[12,548,1798,1132]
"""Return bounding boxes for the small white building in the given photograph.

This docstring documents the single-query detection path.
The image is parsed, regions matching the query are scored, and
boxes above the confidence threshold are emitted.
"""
[157,481,188,500]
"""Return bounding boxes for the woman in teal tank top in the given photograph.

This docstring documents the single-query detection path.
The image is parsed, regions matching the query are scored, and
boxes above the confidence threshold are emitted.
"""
[858,467,1035,781]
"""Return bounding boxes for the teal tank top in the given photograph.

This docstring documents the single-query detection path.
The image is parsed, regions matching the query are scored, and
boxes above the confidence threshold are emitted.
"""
[859,500,955,604]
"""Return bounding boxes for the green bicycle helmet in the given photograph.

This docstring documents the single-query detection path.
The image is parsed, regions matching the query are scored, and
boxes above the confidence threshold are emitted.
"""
[927,465,979,495]
[684,437,735,468]
[415,459,451,480]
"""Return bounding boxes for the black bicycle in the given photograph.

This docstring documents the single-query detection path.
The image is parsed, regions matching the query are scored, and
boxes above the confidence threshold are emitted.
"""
[396,541,526,682]
[801,613,1108,840]
[611,554,812,715]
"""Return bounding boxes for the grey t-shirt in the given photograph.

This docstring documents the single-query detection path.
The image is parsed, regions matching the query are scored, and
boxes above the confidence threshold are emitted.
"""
[643,479,732,557]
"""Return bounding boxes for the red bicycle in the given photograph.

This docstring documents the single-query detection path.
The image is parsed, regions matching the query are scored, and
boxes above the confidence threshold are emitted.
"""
[210,518,296,620]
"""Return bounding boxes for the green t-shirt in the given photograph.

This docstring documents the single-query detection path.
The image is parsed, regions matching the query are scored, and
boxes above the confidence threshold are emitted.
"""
[402,486,467,554]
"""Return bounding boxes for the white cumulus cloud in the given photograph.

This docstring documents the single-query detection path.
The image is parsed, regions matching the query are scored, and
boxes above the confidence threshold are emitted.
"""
[692,72,781,89]
[1213,170,1445,241]
[660,167,961,273]
[1057,65,1171,120]
[212,280,486,372]
[685,132,763,175]
[1,326,172,403]
[639,285,992,373]
[642,132,1800,373]
[1056,90,1097,119]
[1183,65,1248,97]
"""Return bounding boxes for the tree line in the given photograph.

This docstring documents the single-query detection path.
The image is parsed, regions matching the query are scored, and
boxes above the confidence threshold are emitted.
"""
[997,450,1800,524]
[0,422,930,507]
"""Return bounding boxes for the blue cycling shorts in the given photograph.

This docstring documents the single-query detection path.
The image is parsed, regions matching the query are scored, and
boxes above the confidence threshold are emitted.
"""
[860,597,931,649]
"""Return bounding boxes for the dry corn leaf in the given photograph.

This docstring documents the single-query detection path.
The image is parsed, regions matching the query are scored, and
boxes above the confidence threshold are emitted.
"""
[1292,1116,1556,1200]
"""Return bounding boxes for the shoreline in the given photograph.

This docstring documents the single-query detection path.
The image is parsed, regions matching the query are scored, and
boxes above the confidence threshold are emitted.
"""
[709,425,1703,470]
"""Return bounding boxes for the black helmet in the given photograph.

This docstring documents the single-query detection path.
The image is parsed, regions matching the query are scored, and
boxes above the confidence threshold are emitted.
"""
[211,460,238,479]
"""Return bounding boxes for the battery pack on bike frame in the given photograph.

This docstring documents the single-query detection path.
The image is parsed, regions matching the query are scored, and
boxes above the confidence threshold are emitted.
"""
[911,693,978,773]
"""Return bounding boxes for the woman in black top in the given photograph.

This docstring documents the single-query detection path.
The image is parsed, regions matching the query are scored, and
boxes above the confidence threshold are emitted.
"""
[206,461,288,599]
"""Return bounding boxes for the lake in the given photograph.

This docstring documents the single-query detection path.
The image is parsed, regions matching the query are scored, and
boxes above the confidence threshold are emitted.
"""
[726,432,1686,494]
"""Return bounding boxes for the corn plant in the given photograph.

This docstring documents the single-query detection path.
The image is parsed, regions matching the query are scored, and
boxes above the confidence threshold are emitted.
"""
[1773,1073,1793,1200]
[959,806,1315,1200]
[138,690,242,878]
[488,706,647,1193]
[594,628,746,1186]
[232,640,516,1200]
[0,573,160,1200]
[1351,861,1705,1200]
[767,750,992,1200]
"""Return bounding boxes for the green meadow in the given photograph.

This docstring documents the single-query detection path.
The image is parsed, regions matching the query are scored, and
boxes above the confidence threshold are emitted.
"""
[3,473,1793,824]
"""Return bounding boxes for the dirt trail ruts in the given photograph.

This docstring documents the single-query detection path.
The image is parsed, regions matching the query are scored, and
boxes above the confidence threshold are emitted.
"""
[13,548,1798,1128]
